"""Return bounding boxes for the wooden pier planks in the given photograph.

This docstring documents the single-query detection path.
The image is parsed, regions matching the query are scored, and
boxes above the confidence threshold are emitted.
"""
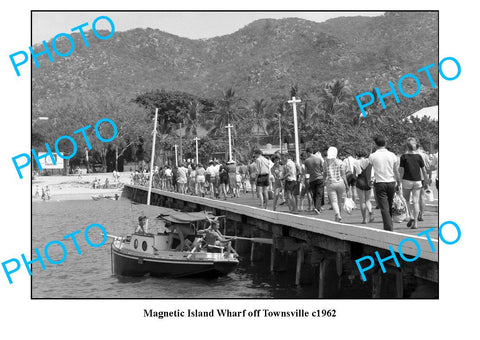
[124,185,438,262]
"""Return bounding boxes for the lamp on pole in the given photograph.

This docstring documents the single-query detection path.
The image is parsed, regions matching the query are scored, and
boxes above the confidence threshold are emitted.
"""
[225,124,234,162]
[287,96,301,166]
[194,137,200,164]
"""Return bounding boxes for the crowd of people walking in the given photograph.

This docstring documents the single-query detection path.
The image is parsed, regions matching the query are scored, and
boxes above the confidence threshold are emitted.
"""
[130,135,438,232]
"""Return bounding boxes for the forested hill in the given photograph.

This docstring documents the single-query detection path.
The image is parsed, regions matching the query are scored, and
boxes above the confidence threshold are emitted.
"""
[32,11,438,104]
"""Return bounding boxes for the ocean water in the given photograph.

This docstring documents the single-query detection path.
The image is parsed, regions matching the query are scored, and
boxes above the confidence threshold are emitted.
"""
[32,199,320,299]
[32,198,437,298]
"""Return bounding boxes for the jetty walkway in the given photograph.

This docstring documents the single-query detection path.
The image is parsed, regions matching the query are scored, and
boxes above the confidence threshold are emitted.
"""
[123,184,439,298]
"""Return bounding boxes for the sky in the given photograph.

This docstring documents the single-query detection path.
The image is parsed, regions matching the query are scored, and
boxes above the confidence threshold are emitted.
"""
[32,11,383,43]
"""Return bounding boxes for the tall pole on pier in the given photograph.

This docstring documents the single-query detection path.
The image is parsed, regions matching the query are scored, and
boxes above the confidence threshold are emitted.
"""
[288,96,301,166]
[225,124,233,162]
[174,144,178,167]
[179,123,183,164]
[275,113,282,155]
[147,108,158,206]
[194,137,200,164]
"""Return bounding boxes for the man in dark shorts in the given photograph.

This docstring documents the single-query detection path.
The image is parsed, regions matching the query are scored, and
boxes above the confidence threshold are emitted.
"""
[238,162,249,195]
[282,153,298,213]
[254,149,270,209]
[343,150,358,203]
[247,159,257,198]
[304,147,325,214]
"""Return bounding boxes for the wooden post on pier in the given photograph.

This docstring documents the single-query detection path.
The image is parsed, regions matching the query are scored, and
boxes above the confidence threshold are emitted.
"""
[295,246,304,286]
[396,269,404,298]
[372,268,382,298]
[270,242,276,272]
[336,252,343,276]
[318,259,327,298]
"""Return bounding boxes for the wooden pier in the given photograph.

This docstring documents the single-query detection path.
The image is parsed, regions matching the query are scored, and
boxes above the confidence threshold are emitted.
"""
[123,184,439,298]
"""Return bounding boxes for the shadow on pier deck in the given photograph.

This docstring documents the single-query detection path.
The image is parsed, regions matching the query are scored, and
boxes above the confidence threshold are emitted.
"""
[123,184,439,298]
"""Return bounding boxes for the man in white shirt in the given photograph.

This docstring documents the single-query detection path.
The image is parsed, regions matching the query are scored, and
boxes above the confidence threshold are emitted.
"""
[343,151,358,203]
[205,161,216,198]
[254,149,270,209]
[368,136,401,231]
[177,164,188,194]
[282,153,298,213]
[164,166,173,191]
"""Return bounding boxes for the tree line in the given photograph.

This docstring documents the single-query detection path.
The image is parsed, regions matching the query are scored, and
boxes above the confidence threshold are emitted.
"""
[32,79,438,172]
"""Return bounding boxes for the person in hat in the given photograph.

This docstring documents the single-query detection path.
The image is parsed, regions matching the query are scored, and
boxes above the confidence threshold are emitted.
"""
[196,217,238,256]
[324,146,348,222]
[226,160,238,198]
[135,216,148,234]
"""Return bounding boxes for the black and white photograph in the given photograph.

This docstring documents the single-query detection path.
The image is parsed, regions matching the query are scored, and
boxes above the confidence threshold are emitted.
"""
[30,10,439,299]
[1,0,477,338]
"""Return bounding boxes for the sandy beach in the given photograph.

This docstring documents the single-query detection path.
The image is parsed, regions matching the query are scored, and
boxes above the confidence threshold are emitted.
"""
[32,172,130,201]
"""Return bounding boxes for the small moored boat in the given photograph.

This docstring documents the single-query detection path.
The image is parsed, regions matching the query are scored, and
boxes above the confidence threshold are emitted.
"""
[111,211,239,278]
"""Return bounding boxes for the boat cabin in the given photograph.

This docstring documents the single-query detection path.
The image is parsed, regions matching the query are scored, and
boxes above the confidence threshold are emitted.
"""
[121,211,220,255]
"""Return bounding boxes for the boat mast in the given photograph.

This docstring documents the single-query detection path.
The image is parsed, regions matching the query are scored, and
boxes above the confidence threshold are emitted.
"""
[147,107,158,206]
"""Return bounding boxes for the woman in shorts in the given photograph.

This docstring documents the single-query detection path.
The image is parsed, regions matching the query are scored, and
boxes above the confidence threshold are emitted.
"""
[353,150,374,224]
[195,163,206,197]
[399,138,427,229]
[323,147,348,222]
[270,155,284,211]
[218,161,229,200]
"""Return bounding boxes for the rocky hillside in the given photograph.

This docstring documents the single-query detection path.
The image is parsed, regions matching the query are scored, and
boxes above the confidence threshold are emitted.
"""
[32,12,438,104]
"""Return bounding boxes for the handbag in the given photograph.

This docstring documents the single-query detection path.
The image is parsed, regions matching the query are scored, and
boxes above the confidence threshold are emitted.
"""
[424,189,434,202]
[343,197,356,214]
[392,192,407,222]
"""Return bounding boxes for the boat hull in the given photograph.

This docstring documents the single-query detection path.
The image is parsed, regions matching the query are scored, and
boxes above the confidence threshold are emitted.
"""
[111,244,238,278]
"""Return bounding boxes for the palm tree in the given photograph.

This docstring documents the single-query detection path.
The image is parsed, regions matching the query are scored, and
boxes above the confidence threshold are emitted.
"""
[208,88,246,137]
[250,98,269,144]
[183,100,199,138]
[319,79,352,120]
[266,101,294,146]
